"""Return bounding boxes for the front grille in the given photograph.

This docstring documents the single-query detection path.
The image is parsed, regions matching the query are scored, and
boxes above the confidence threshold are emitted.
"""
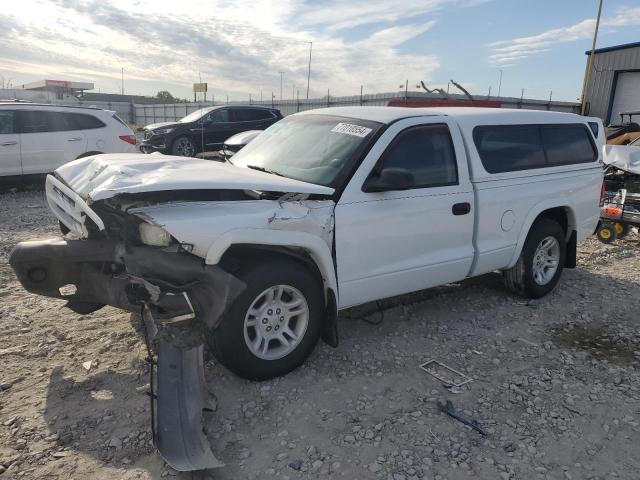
[45,175,105,237]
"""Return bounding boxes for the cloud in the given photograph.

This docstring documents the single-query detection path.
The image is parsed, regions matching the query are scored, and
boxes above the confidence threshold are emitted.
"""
[0,0,454,99]
[489,7,640,65]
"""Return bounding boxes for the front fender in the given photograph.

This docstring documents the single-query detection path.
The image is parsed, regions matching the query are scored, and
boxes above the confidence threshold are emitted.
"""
[205,228,338,300]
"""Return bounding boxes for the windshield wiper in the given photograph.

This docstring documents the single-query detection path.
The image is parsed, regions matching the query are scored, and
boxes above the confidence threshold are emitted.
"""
[245,165,285,177]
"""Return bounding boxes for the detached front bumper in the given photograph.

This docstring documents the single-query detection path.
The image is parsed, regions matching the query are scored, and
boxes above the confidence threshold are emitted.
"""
[9,237,245,471]
[9,237,244,330]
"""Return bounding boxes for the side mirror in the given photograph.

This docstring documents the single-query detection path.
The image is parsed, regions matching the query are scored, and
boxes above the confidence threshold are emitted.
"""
[362,167,414,192]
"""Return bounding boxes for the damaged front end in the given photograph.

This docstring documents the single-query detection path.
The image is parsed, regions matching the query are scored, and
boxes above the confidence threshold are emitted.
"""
[10,164,337,471]
[9,236,243,470]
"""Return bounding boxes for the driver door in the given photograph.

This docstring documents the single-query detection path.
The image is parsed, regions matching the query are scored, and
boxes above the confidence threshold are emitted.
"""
[334,116,475,309]
[202,109,232,149]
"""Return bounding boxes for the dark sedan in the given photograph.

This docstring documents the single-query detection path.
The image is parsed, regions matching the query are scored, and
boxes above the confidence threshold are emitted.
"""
[139,105,282,157]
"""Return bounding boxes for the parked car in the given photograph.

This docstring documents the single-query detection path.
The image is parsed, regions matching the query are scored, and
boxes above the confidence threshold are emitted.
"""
[196,129,261,161]
[139,105,281,157]
[9,107,603,471]
[0,102,137,180]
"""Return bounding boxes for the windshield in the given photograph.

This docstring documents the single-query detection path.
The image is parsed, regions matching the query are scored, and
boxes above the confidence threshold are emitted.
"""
[230,114,382,187]
[179,108,212,123]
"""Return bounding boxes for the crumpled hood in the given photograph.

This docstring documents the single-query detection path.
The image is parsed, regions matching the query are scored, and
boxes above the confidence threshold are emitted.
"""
[55,153,335,202]
[604,144,640,175]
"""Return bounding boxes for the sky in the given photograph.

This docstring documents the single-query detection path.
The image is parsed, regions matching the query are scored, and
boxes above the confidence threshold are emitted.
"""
[0,0,639,102]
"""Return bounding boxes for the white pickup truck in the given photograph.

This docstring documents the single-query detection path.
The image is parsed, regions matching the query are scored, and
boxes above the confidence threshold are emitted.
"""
[10,107,603,470]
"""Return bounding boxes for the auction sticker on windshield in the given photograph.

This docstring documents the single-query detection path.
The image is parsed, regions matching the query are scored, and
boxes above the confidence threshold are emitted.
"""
[331,123,372,138]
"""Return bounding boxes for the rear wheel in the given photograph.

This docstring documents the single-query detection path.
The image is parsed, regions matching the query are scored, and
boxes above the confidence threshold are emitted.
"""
[503,218,566,298]
[208,259,324,380]
[596,223,617,244]
[171,136,196,157]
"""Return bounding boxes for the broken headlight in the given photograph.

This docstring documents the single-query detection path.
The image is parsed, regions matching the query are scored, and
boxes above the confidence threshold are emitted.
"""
[139,222,171,247]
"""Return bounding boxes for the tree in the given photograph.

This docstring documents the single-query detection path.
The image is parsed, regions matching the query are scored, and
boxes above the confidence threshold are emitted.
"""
[156,90,175,102]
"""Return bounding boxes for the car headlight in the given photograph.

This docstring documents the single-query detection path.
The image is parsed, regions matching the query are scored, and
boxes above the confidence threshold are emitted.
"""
[139,222,171,247]
[153,128,174,135]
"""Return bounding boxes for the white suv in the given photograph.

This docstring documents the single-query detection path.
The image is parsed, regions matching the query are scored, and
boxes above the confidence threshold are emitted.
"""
[0,102,137,179]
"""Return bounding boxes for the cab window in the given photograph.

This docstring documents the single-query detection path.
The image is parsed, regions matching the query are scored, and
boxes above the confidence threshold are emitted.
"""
[376,124,458,189]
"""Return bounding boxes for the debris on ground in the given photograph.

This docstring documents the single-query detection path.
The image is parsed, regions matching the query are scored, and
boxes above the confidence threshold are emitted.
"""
[1,188,640,479]
[438,400,488,436]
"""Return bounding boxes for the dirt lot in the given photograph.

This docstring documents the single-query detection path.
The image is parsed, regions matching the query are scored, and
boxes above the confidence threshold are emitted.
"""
[1,188,639,480]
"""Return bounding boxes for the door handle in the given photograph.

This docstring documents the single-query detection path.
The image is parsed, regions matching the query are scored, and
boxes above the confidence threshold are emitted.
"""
[1,141,17,146]
[452,202,471,215]
[67,137,82,142]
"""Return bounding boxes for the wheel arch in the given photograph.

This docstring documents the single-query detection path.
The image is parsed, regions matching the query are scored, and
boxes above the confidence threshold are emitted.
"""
[507,202,577,269]
[205,229,338,304]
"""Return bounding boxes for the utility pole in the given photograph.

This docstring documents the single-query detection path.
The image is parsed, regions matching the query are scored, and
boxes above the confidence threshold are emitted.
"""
[488,85,492,99]
[498,69,503,97]
[121,67,124,95]
[581,0,603,115]
[306,41,312,99]
[279,71,284,101]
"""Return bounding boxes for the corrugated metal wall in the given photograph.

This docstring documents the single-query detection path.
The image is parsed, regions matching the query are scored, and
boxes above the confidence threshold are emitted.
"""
[585,45,640,123]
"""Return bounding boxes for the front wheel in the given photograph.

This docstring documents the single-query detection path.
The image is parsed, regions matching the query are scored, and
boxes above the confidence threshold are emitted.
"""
[171,136,197,157]
[503,218,566,298]
[208,259,324,380]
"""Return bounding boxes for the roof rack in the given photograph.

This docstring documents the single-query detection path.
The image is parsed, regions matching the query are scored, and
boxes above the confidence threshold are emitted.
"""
[0,101,105,111]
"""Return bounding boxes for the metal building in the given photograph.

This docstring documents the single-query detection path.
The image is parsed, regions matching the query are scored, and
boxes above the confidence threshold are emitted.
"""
[584,41,640,125]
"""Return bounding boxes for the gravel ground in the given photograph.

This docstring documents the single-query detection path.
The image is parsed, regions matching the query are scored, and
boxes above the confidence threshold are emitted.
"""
[1,188,639,480]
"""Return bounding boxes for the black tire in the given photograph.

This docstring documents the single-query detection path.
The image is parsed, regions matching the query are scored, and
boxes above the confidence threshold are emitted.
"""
[503,218,566,299]
[613,222,629,239]
[59,221,70,235]
[596,223,617,244]
[171,136,197,157]
[208,259,324,381]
